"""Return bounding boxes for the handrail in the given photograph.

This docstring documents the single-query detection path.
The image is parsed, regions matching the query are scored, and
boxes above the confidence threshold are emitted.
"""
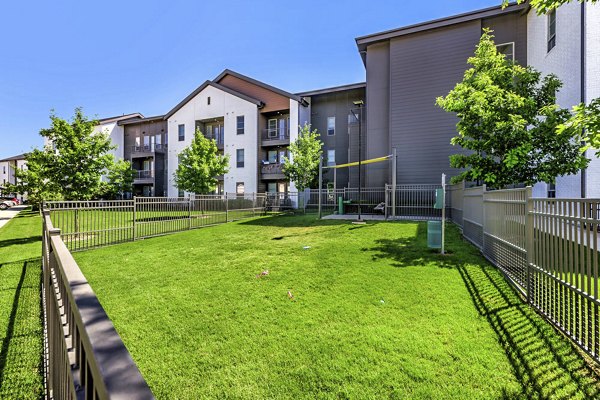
[42,210,154,399]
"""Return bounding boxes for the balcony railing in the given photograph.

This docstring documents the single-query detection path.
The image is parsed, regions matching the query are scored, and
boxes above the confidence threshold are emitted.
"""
[205,133,224,147]
[261,162,284,175]
[134,170,154,179]
[131,143,167,153]
[261,128,290,143]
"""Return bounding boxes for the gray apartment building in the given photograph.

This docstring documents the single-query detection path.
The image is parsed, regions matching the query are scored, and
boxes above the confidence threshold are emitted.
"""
[357,3,528,187]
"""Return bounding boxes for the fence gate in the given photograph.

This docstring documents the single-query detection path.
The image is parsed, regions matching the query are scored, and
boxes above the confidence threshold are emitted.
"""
[385,184,443,220]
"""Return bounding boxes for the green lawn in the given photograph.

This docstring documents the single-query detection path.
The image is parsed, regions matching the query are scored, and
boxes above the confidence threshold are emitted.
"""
[74,215,600,399]
[0,208,44,399]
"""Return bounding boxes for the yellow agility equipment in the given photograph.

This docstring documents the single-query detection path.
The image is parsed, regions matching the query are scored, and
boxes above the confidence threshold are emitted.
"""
[323,155,392,169]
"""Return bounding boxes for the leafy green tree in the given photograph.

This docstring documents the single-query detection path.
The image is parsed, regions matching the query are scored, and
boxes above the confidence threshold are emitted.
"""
[282,123,323,191]
[436,30,588,187]
[40,108,115,200]
[559,98,600,156]
[174,128,229,194]
[8,149,61,209]
[503,0,598,14]
[102,158,135,199]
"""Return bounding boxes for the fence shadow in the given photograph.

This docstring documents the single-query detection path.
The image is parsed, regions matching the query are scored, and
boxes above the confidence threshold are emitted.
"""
[0,236,42,248]
[0,258,43,396]
[239,214,360,228]
[363,223,600,399]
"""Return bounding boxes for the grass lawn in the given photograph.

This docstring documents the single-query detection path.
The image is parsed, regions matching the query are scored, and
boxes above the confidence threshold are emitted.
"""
[74,215,600,399]
[0,208,44,399]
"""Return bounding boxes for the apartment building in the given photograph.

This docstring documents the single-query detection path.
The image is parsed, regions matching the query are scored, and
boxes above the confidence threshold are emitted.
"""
[165,70,311,196]
[57,2,598,199]
[119,116,168,196]
[0,153,27,199]
[355,2,600,197]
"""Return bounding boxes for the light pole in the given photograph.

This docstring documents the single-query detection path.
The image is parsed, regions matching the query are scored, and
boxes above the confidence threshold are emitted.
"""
[351,100,364,222]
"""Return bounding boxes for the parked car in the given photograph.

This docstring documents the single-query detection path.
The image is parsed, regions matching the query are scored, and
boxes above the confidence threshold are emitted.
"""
[0,200,13,210]
[1,196,19,206]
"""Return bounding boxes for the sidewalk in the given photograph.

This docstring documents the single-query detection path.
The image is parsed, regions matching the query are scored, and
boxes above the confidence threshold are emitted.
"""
[0,205,27,229]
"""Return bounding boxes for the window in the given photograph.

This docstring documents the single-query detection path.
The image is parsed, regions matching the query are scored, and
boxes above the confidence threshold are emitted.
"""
[2,166,5,174]
[178,189,184,197]
[236,182,245,195]
[496,42,515,62]
[547,183,556,198]
[207,96,211,105]
[236,149,245,168]
[237,115,245,135]
[267,150,278,163]
[178,124,185,141]
[327,149,336,167]
[267,182,277,193]
[267,119,278,138]
[327,116,335,136]
[548,9,556,52]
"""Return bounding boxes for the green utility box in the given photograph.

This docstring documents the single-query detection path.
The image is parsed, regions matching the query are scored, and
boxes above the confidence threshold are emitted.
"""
[434,188,444,209]
[338,196,343,214]
[427,221,442,249]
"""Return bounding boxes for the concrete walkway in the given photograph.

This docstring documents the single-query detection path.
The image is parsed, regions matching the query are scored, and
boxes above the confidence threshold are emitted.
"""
[0,205,27,229]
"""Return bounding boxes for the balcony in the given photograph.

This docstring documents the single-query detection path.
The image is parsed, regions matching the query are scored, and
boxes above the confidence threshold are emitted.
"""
[260,162,286,180]
[133,169,155,184]
[261,128,290,147]
[205,133,224,150]
[130,143,167,158]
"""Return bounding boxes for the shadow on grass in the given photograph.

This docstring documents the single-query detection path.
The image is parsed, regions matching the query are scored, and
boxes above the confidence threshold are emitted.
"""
[364,223,600,399]
[0,236,42,248]
[240,213,386,228]
[0,258,43,394]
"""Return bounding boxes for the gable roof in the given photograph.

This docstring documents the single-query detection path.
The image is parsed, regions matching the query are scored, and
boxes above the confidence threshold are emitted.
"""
[97,113,144,124]
[164,80,264,120]
[0,153,27,162]
[355,2,529,57]
[118,115,165,126]
[296,82,366,97]
[214,69,304,103]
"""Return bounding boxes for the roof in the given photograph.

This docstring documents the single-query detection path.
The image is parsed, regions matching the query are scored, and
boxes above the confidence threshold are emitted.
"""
[0,153,27,162]
[118,115,166,126]
[164,80,264,120]
[214,69,304,103]
[296,82,366,97]
[355,2,529,56]
[97,113,144,124]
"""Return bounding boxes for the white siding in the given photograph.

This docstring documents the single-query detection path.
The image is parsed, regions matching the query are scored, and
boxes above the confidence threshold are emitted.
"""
[167,85,259,196]
[528,3,583,198]
[94,121,125,161]
[585,2,600,198]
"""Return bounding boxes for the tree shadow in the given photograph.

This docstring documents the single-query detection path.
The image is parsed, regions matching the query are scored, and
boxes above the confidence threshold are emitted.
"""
[240,213,385,229]
[363,223,600,399]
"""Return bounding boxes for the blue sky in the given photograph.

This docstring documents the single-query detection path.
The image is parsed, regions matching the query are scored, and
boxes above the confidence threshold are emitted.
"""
[0,0,500,159]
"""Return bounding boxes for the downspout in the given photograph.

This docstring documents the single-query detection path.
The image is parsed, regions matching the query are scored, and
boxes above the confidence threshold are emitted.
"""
[580,2,587,198]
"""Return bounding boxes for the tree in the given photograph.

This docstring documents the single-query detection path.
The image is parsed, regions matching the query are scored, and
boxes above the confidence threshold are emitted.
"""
[102,158,135,199]
[502,0,598,14]
[8,149,61,209]
[558,98,600,156]
[41,108,115,200]
[436,30,588,187]
[174,128,229,194]
[282,123,323,191]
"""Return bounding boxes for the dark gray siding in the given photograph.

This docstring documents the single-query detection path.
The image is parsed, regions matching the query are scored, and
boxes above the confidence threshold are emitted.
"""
[388,20,481,184]
[363,12,528,186]
[365,42,390,187]
[483,13,528,65]
[309,87,365,188]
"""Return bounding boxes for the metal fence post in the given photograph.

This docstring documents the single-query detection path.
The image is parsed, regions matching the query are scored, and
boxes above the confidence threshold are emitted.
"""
[188,196,192,230]
[132,196,137,241]
[225,193,229,222]
[525,186,533,304]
